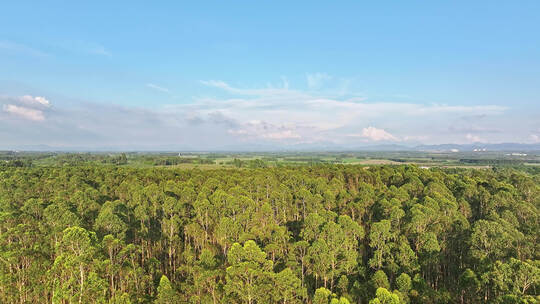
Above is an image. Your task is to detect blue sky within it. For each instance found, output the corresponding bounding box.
[1,1,539,150]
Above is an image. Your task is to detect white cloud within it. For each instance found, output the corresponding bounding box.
[263,130,301,140]
[146,83,170,93]
[201,80,230,90]
[227,120,301,141]
[465,133,484,143]
[530,134,539,143]
[56,40,111,57]
[19,95,50,107]
[0,41,48,57]
[187,80,512,145]
[281,76,289,90]
[3,104,45,121]
[356,127,398,141]
[306,72,332,88]
[1,95,51,122]
[200,80,293,96]
[403,135,429,142]
[1,79,532,149]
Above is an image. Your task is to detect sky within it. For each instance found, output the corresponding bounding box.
[1,1,539,150]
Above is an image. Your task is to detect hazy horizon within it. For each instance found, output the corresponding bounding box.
[1,1,539,150]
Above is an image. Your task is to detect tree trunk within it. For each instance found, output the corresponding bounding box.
[79,264,84,304]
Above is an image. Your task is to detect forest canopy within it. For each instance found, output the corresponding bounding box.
[0,164,538,303]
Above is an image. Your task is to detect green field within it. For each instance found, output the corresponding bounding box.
[4,150,538,172]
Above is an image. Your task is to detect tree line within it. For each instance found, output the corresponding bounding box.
[0,164,538,303]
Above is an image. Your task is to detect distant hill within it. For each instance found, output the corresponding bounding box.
[3,142,540,152]
[414,143,540,152]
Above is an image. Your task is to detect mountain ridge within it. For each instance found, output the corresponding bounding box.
[3,142,540,152]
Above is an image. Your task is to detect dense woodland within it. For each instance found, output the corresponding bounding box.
[0,164,538,303]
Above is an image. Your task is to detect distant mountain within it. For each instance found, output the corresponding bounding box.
[414,143,540,152]
[2,142,540,152]
[359,144,413,151]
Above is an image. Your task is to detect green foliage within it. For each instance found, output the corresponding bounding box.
[314,287,333,304]
[396,273,412,293]
[110,292,132,304]
[156,275,177,304]
[274,268,306,303]
[330,296,351,304]
[0,164,537,303]
[369,288,402,304]
[372,270,390,290]
[224,240,274,303]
